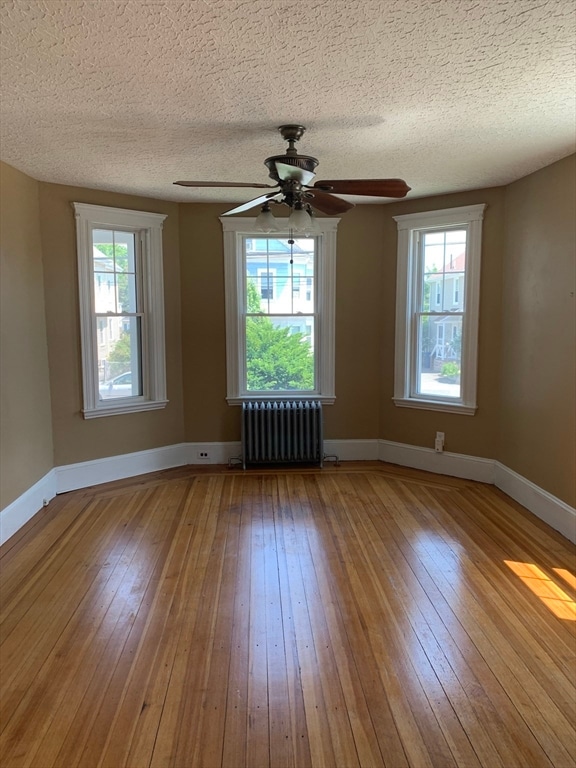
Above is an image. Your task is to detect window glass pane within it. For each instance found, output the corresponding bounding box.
[421,229,467,313]
[93,268,117,313]
[292,276,314,314]
[97,317,142,399]
[423,243,445,272]
[445,229,466,244]
[117,272,138,313]
[92,229,137,313]
[423,232,445,245]
[246,277,262,312]
[245,236,315,316]
[259,272,276,304]
[245,315,315,392]
[416,315,462,399]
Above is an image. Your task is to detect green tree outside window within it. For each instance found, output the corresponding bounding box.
[245,280,314,391]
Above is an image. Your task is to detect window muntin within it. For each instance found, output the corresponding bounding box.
[393,205,485,415]
[221,216,338,404]
[74,203,167,418]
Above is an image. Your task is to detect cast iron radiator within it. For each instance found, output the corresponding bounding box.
[241,400,323,469]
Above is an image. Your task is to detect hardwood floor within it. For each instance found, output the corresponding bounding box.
[1,462,574,768]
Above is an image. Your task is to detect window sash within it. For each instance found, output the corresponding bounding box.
[91,226,146,401]
[411,226,468,403]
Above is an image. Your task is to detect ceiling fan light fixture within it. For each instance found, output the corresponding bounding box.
[254,202,278,232]
[305,205,319,234]
[288,201,312,233]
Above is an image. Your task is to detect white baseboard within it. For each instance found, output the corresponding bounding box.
[494,462,576,544]
[0,469,57,546]
[55,442,243,494]
[324,439,379,462]
[3,439,574,546]
[56,443,191,493]
[378,439,495,483]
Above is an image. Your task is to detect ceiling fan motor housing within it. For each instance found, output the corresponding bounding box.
[264,153,319,181]
[265,124,318,182]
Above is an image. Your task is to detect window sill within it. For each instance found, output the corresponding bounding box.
[83,399,169,419]
[393,397,476,415]
[227,395,335,406]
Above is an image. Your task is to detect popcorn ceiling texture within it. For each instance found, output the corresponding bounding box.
[1,0,574,203]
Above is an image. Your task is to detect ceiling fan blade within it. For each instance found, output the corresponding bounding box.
[174,180,277,188]
[275,162,316,186]
[313,179,411,198]
[221,192,280,216]
[308,189,355,215]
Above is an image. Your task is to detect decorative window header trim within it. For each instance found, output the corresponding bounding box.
[393,204,486,230]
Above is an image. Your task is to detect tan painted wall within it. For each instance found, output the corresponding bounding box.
[328,205,385,440]
[2,155,572,509]
[499,155,576,506]
[0,163,54,509]
[178,204,385,442]
[381,187,506,458]
[38,183,185,466]
[179,203,237,441]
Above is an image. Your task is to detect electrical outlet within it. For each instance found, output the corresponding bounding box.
[435,431,445,453]
[197,450,210,460]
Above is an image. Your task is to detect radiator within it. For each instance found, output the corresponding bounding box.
[242,400,323,469]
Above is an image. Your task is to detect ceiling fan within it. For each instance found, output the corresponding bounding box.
[174,125,410,232]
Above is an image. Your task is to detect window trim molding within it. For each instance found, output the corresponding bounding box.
[392,204,486,415]
[73,203,168,418]
[220,216,339,405]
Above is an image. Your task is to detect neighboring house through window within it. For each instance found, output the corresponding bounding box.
[74,203,168,418]
[221,216,339,403]
[393,204,485,414]
[258,268,276,300]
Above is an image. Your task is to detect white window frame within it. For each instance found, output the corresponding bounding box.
[221,216,339,405]
[73,203,168,418]
[393,204,486,415]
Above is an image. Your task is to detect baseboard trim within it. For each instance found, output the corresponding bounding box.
[55,443,191,493]
[493,462,576,544]
[378,439,495,483]
[0,469,57,546]
[324,439,379,462]
[377,440,574,543]
[3,440,574,545]
[55,442,243,494]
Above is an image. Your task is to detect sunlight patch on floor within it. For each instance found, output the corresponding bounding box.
[505,561,576,621]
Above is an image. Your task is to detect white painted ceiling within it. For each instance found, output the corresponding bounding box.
[1,0,575,206]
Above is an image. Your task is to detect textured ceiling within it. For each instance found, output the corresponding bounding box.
[1,0,575,205]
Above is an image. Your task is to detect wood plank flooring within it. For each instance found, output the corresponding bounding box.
[1,462,575,768]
